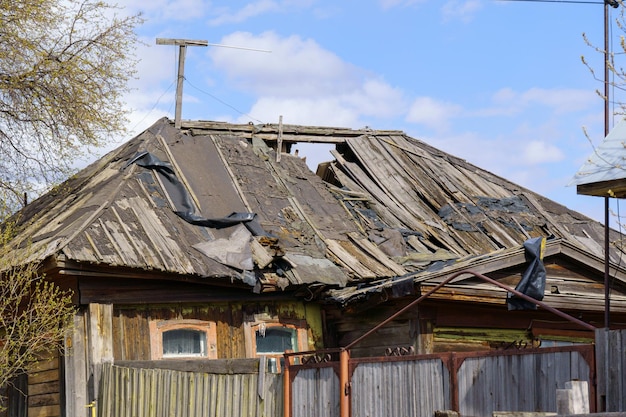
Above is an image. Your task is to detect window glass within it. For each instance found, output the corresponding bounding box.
[256,326,296,354]
[162,329,206,357]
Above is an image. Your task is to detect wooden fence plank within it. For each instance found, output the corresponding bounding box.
[99,364,282,417]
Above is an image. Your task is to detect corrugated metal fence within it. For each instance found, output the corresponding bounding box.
[99,363,283,417]
[596,328,626,412]
[287,344,594,417]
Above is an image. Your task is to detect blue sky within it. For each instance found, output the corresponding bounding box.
[110,0,625,225]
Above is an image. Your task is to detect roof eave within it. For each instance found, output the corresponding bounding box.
[577,179,626,198]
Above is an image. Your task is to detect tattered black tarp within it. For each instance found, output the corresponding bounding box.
[507,236,546,310]
[125,151,266,235]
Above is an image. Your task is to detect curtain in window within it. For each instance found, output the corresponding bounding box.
[162,329,206,356]
[256,327,296,354]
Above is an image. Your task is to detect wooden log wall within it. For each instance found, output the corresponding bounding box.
[324,296,598,357]
[111,301,323,361]
[27,354,61,417]
[324,299,421,357]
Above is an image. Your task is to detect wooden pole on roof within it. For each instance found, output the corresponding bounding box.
[277,115,284,162]
[156,38,209,128]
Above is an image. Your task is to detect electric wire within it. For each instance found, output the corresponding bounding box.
[500,0,625,320]
[127,79,176,134]
[125,45,179,135]
[498,0,604,4]
[184,77,265,124]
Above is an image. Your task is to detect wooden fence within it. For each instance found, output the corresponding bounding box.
[97,344,596,417]
[98,362,283,417]
[596,328,626,412]
[286,344,595,417]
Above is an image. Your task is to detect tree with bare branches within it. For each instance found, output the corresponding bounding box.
[0,0,142,216]
[0,0,141,408]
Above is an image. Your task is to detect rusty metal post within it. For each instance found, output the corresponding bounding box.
[340,348,350,417]
[283,355,292,417]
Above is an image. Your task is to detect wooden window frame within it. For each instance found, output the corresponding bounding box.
[149,319,217,360]
[244,317,308,359]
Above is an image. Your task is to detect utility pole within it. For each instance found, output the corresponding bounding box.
[156,38,208,128]
[598,0,619,330]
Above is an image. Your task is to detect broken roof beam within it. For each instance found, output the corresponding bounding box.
[182,120,404,144]
[254,133,348,144]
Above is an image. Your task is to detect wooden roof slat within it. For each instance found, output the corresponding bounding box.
[325,239,376,279]
[347,232,407,276]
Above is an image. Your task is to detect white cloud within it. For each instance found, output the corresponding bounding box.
[343,79,407,119]
[207,0,317,26]
[204,31,408,126]
[244,97,364,127]
[119,29,410,132]
[405,97,462,132]
[131,37,178,89]
[208,0,280,26]
[520,88,596,114]
[472,87,597,118]
[379,0,427,10]
[522,140,565,164]
[210,31,357,97]
[442,0,483,23]
[121,37,177,123]
[114,0,210,22]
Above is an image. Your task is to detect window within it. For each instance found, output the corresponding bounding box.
[244,318,308,359]
[256,325,297,355]
[149,319,217,359]
[162,329,206,357]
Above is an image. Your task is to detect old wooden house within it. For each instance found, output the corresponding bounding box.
[3,117,626,417]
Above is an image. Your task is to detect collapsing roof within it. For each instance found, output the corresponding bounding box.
[8,117,626,304]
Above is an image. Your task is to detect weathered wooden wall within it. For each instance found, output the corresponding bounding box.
[99,363,283,417]
[112,301,323,361]
[326,297,597,358]
[27,354,61,417]
[324,300,420,357]
[596,328,626,412]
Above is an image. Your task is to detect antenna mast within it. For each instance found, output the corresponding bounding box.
[156,38,208,128]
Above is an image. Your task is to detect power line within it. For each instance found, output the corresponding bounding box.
[184,78,265,124]
[498,0,605,5]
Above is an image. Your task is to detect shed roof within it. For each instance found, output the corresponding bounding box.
[8,117,626,302]
[571,119,626,197]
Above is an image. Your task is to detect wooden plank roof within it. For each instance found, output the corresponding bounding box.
[7,117,626,303]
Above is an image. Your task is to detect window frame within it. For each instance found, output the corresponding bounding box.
[244,318,308,359]
[149,319,217,360]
